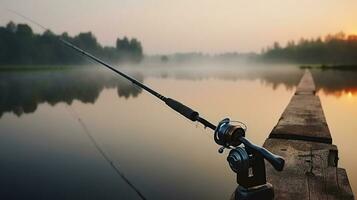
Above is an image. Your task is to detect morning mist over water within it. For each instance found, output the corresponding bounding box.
[1,64,357,199]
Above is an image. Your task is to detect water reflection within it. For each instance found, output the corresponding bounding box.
[1,66,357,118]
[0,69,143,117]
[311,68,357,97]
[0,66,357,199]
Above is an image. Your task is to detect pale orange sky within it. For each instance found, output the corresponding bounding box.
[1,0,357,54]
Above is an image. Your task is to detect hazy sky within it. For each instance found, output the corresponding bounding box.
[1,0,357,54]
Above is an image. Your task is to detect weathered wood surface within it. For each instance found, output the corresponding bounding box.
[269,95,332,144]
[269,70,332,144]
[295,70,316,95]
[264,70,354,199]
[264,139,353,199]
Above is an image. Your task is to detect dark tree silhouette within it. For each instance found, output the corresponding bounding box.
[0,21,144,65]
[116,37,143,63]
[262,32,357,65]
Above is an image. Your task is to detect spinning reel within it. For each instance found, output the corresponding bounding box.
[214,118,285,200]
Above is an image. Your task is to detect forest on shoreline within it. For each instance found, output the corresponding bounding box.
[261,32,357,65]
[149,32,357,66]
[0,21,143,65]
[1,21,357,67]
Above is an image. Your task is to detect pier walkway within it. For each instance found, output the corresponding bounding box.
[264,70,354,199]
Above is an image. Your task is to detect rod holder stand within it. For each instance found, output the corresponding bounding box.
[214,118,284,200]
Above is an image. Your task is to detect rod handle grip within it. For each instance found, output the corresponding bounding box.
[165,98,199,121]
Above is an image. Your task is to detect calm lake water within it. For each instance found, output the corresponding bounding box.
[0,64,356,199]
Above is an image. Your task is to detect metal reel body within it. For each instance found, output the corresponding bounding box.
[214,118,245,147]
[215,118,284,200]
[228,147,267,188]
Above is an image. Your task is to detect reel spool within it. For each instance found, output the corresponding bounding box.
[214,118,285,200]
[214,118,246,148]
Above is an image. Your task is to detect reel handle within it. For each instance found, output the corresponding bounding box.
[239,137,284,171]
[214,118,285,172]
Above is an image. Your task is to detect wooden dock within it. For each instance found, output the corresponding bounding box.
[264,70,354,199]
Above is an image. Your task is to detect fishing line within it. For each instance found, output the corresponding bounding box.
[65,105,147,200]
[6,8,49,30]
[4,8,148,197]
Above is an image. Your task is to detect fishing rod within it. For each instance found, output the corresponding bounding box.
[7,8,216,130]
[8,9,285,200]
[59,38,217,131]
[59,29,284,173]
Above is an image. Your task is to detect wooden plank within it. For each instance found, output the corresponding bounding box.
[230,70,353,199]
[269,95,332,143]
[259,70,353,199]
[295,70,316,95]
[337,168,354,199]
[263,138,353,200]
[269,70,332,143]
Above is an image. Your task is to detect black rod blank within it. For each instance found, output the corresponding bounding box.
[60,39,216,130]
[8,8,217,130]
[60,39,166,101]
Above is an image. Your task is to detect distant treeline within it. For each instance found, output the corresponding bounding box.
[0,21,143,65]
[262,32,357,64]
